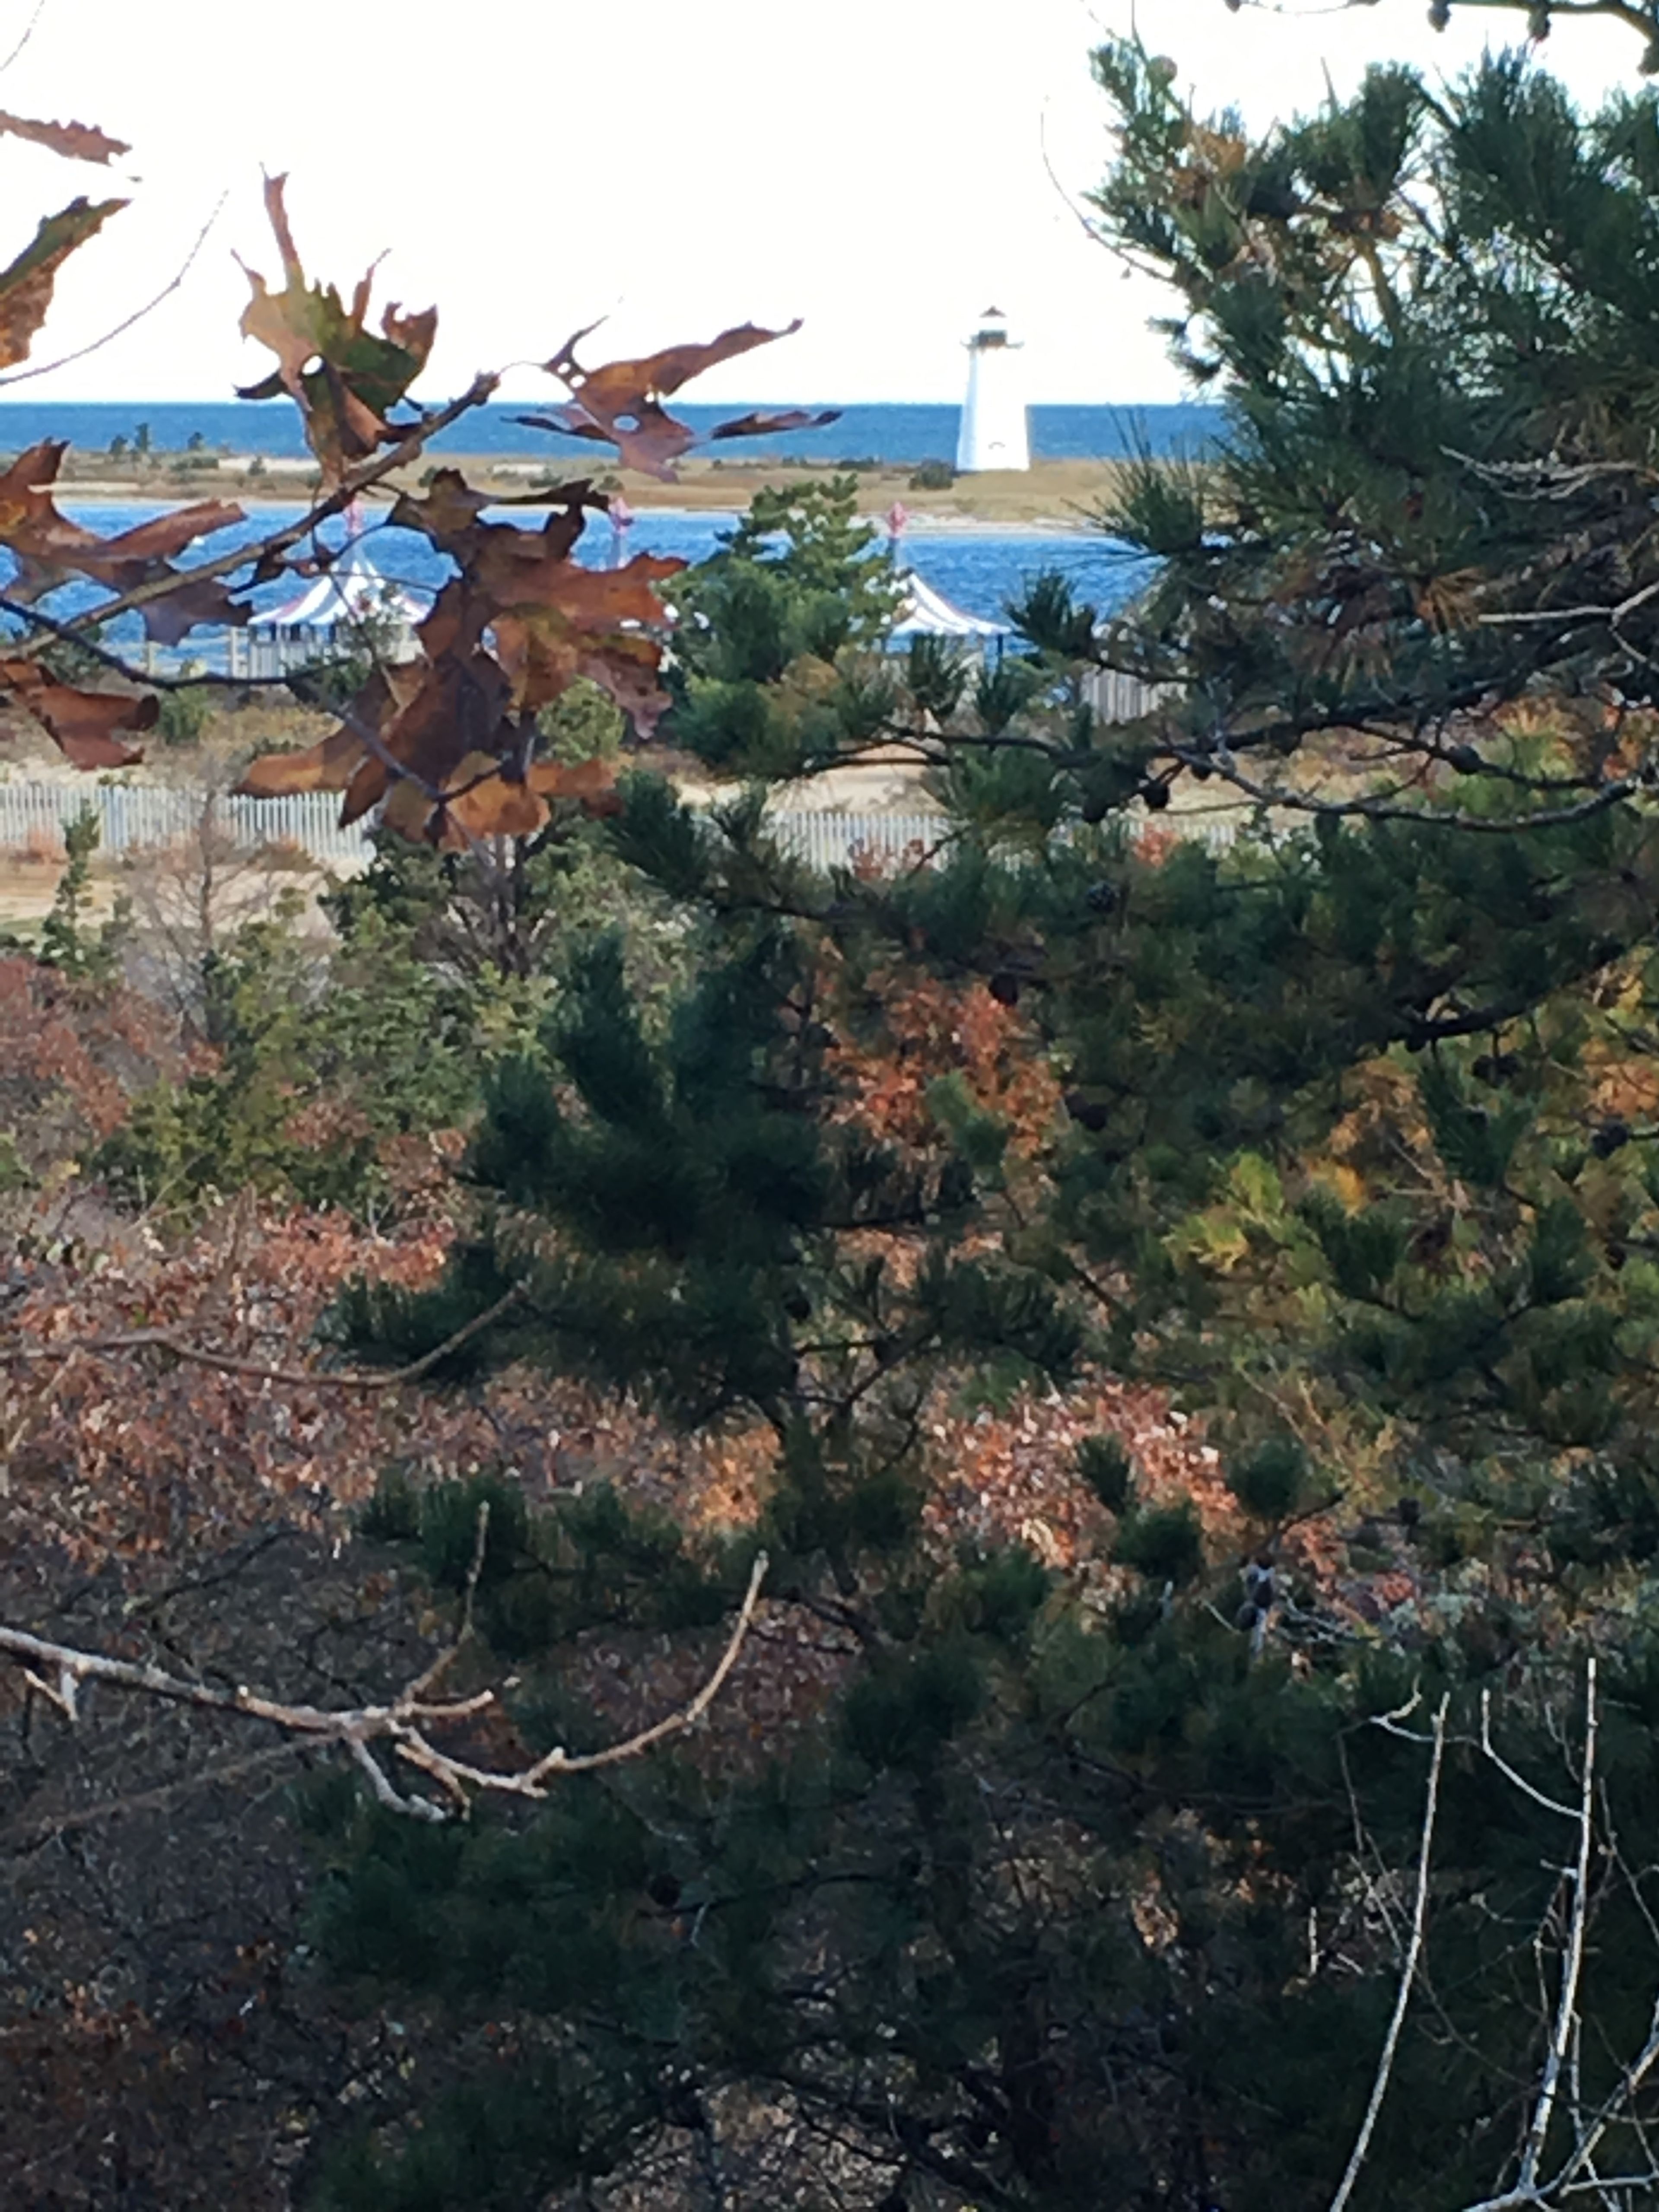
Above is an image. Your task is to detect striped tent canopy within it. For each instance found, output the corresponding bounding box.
[229,536,426,681]
[256,542,426,641]
[889,569,1007,643]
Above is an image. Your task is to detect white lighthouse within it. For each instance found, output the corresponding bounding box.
[955,307,1030,474]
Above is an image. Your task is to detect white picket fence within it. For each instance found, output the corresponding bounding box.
[0,783,375,866]
[0,782,1241,874]
[1083,668,1178,722]
[765,810,1237,867]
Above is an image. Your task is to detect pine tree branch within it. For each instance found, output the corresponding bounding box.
[1432,0,1659,49]
[1227,0,1659,50]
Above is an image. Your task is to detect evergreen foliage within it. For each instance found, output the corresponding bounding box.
[92,901,481,1214]
[303,39,1659,2212]
[667,474,903,769]
[39,805,127,982]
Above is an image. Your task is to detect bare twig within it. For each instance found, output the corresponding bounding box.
[0,1739,311,1855]
[1329,1691,1449,2212]
[1478,579,1659,633]
[0,591,289,690]
[1170,744,1640,835]
[1226,0,1659,41]
[406,1500,490,1703]
[1482,1687,1580,1822]
[1518,1662,1600,2195]
[0,0,46,78]
[0,1279,526,1390]
[0,1549,769,1823]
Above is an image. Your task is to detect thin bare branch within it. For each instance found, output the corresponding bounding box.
[0,1740,311,1855]
[0,1280,526,1389]
[406,1501,490,1702]
[0,0,47,78]
[1226,0,1659,38]
[1553,2002,1659,2199]
[1330,1692,1449,2212]
[0,1550,769,1822]
[1519,1661,1600,2194]
[1482,1687,1580,1822]
[1478,581,1659,633]
[0,591,292,690]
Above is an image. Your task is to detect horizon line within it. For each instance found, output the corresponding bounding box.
[0,395,1216,412]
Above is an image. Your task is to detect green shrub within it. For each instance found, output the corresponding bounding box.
[1226,1435,1308,1520]
[1112,1500,1203,1586]
[1076,1432,1135,1513]
[156,682,213,747]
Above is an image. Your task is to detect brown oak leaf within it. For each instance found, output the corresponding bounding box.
[0,198,124,371]
[235,174,436,487]
[0,112,130,164]
[524,319,805,479]
[0,658,155,766]
[0,441,245,640]
[709,409,841,441]
[240,452,682,838]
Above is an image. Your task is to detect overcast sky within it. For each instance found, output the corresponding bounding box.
[0,0,1643,407]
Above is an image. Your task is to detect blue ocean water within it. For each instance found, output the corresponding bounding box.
[13,504,1152,652]
[0,398,1221,466]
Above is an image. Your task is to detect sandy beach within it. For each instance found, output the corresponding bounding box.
[48,451,1133,529]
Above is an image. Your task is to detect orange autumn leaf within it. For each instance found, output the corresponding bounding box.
[232,721,364,798]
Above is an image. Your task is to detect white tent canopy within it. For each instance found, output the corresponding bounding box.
[257,543,426,641]
[889,569,1007,643]
[229,540,428,680]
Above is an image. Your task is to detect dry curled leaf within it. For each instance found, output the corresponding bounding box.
[709,408,841,441]
[391,476,683,733]
[231,715,370,799]
[235,174,435,487]
[0,658,155,767]
[230,307,818,842]
[0,440,245,641]
[0,197,124,371]
[521,318,806,479]
[0,111,130,164]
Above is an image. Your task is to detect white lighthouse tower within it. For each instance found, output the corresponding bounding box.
[955,307,1029,474]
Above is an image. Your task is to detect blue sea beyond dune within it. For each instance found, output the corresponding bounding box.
[35,503,1155,645]
[0,399,1223,465]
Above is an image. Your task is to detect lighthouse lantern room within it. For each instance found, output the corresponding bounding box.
[954,307,1030,474]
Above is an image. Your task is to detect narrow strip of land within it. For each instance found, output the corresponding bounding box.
[37,451,1139,528]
